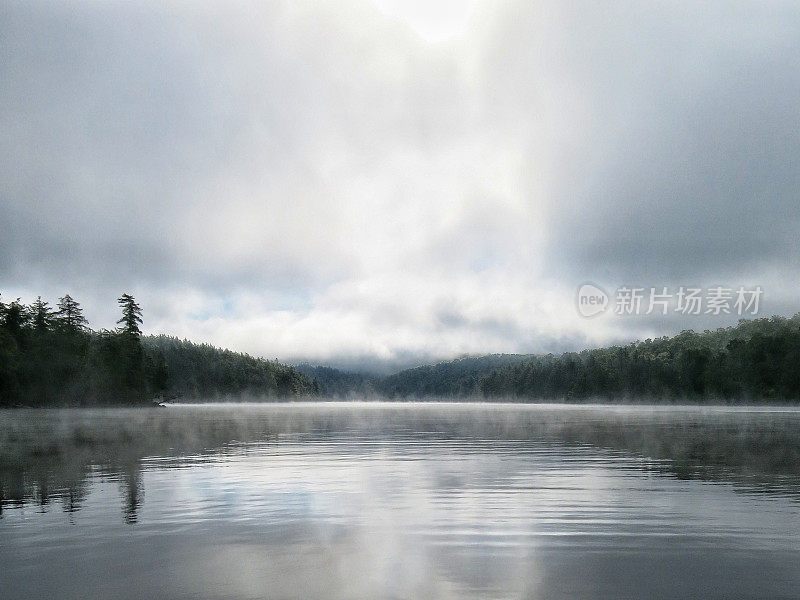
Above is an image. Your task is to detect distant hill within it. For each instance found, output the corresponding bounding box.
[143,335,316,401]
[477,315,800,401]
[299,314,800,402]
[378,354,534,398]
[294,364,376,397]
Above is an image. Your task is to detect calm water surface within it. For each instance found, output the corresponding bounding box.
[1,402,799,599]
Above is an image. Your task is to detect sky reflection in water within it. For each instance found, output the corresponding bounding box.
[1,403,800,599]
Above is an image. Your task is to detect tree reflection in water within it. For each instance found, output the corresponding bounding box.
[1,403,800,523]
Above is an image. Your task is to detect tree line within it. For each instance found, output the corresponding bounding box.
[374,314,800,401]
[4,290,798,404]
[477,315,800,401]
[378,354,532,398]
[0,293,315,406]
[0,293,158,405]
[143,335,314,400]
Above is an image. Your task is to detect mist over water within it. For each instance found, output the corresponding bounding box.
[2,402,800,599]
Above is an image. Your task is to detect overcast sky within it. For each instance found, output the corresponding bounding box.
[2,0,799,372]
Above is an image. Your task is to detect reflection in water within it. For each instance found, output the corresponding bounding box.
[1,403,800,599]
[3,403,800,515]
[119,463,143,524]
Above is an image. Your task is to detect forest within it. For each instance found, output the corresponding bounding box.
[0,293,315,406]
[2,290,799,404]
[377,314,800,401]
[143,335,314,400]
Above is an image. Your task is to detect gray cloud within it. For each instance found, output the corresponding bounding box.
[1,0,798,368]
[519,2,800,283]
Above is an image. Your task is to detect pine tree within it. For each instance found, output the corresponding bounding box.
[56,294,88,332]
[117,294,143,337]
[31,296,53,332]
[3,298,30,340]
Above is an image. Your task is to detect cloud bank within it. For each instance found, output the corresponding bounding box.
[2,0,799,371]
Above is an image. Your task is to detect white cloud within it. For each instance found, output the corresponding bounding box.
[2,0,799,370]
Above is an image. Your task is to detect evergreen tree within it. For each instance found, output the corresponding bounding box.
[0,290,315,406]
[3,298,30,341]
[56,294,88,332]
[31,296,53,332]
[109,294,146,400]
[117,294,143,337]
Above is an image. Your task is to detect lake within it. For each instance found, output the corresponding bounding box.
[1,402,799,599]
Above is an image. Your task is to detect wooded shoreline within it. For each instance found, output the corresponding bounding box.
[2,292,799,406]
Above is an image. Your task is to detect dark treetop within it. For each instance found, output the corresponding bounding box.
[0,292,315,406]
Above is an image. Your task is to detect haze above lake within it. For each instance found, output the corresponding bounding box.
[2,402,799,600]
